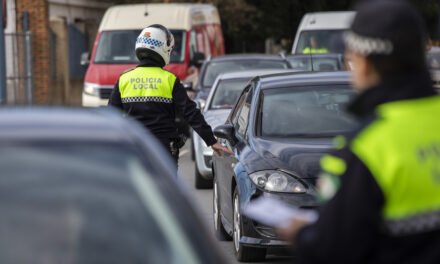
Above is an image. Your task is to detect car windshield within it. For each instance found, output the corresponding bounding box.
[260,85,357,137]
[0,142,199,264]
[209,79,249,110]
[94,30,186,64]
[287,56,343,71]
[295,30,345,54]
[202,60,289,87]
[427,52,440,70]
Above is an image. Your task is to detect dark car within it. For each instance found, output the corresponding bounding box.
[212,72,357,262]
[0,108,226,264]
[427,50,440,91]
[194,54,292,106]
[286,54,346,72]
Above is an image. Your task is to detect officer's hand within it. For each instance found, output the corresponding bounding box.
[275,218,310,244]
[211,143,233,156]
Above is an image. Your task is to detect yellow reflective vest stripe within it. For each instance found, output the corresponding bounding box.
[118,67,176,103]
[350,96,440,221]
[302,47,329,54]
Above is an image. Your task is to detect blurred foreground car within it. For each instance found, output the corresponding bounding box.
[193,70,294,189]
[0,108,226,264]
[212,72,357,262]
[286,54,345,71]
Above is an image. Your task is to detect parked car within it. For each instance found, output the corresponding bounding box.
[193,69,294,189]
[292,11,355,54]
[82,3,224,107]
[212,72,357,262]
[193,54,292,107]
[0,108,226,264]
[427,50,440,91]
[286,54,346,71]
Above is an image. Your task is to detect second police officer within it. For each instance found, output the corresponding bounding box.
[109,24,230,166]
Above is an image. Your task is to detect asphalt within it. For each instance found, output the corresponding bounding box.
[178,141,294,264]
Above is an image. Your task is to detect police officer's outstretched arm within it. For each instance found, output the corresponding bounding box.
[108,80,123,109]
[173,79,230,155]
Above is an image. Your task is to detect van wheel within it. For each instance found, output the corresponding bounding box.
[195,163,212,189]
[233,188,266,262]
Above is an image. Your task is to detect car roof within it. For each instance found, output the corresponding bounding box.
[256,71,351,89]
[216,69,297,80]
[0,107,136,142]
[208,53,287,62]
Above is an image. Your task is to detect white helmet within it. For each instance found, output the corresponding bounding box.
[135,24,175,65]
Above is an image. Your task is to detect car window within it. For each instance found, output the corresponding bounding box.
[202,60,289,87]
[235,87,254,138]
[295,30,345,54]
[230,87,249,125]
[287,56,342,71]
[0,142,200,264]
[209,78,249,110]
[260,85,357,137]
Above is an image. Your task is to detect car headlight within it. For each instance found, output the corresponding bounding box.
[249,170,307,193]
[84,82,101,97]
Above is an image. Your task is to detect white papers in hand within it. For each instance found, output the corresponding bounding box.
[243,197,318,229]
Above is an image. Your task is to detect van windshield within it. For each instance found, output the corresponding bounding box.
[94,30,186,64]
[295,30,345,55]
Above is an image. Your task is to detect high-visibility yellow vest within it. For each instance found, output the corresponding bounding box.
[321,96,440,235]
[302,47,329,54]
[118,67,176,104]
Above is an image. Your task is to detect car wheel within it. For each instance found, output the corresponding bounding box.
[195,163,212,189]
[213,177,232,241]
[233,188,266,262]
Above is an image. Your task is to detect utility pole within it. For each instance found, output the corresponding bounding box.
[0,0,6,104]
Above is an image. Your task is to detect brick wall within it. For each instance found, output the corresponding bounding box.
[15,0,50,104]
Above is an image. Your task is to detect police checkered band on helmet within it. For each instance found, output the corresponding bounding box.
[385,210,440,236]
[136,36,164,48]
[121,96,173,104]
[344,31,393,56]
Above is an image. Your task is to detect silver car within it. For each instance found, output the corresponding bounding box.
[193,70,294,189]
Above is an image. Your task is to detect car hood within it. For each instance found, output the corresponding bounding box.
[245,137,333,178]
[203,109,231,129]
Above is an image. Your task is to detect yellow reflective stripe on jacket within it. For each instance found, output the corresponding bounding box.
[302,47,329,54]
[118,67,176,103]
[351,96,440,221]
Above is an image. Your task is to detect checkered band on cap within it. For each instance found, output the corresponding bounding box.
[122,96,173,104]
[344,31,393,56]
[136,36,164,48]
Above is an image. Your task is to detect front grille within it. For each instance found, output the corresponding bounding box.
[99,88,113,99]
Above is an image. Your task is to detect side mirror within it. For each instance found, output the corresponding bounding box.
[191,52,206,68]
[182,82,193,91]
[80,52,90,66]
[214,124,237,146]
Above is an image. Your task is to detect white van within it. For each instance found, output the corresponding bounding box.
[292,11,355,54]
[82,3,224,107]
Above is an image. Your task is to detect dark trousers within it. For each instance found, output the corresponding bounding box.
[157,137,179,168]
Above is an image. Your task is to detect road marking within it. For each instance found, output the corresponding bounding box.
[179,149,189,157]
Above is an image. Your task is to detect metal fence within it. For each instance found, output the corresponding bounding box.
[5,32,33,104]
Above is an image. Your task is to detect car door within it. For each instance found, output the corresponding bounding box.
[220,85,254,223]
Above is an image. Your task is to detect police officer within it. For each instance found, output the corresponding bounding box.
[109,24,229,165]
[279,1,440,263]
